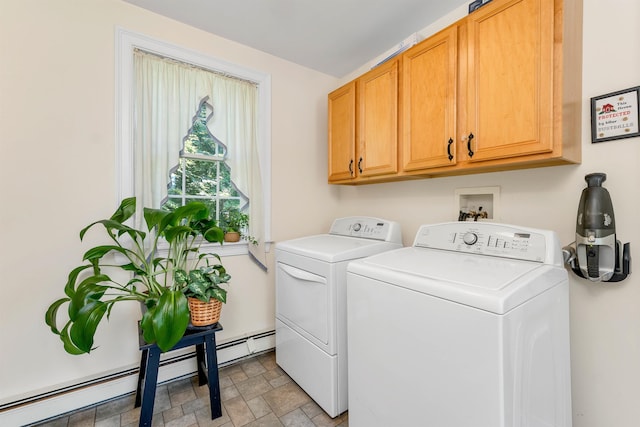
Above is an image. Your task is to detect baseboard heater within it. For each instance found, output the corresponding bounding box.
[0,330,275,426]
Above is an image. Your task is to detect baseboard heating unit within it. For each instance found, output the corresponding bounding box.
[0,330,275,426]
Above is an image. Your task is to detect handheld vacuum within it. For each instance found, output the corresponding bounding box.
[563,173,631,282]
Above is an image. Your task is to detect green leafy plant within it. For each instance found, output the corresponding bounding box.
[177,254,231,303]
[45,197,226,354]
[220,208,257,245]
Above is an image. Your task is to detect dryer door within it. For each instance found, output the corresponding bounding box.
[276,262,332,352]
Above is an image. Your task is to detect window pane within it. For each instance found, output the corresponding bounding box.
[161,99,249,222]
[162,197,182,212]
[183,103,223,156]
[183,197,218,219]
[167,165,184,196]
[218,162,235,197]
[184,159,219,196]
[220,198,241,213]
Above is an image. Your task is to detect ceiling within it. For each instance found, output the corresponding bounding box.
[123,0,468,77]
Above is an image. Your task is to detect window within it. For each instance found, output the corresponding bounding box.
[116,29,272,264]
[162,99,248,221]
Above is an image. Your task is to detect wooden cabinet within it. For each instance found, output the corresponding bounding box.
[401,26,458,171]
[328,59,399,183]
[462,0,555,163]
[328,81,356,182]
[329,0,582,184]
[357,58,399,179]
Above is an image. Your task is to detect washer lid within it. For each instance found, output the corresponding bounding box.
[276,234,402,263]
[348,247,567,314]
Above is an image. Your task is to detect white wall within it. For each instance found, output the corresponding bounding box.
[334,1,640,427]
[1,0,639,426]
[0,0,338,413]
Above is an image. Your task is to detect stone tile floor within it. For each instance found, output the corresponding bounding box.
[34,351,348,427]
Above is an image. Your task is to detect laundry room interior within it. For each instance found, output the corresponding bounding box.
[2,0,640,426]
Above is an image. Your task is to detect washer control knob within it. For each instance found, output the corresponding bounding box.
[353,223,362,232]
[462,232,478,245]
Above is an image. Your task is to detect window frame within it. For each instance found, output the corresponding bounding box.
[115,28,272,256]
[165,154,248,219]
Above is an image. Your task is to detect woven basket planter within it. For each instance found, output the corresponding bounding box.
[224,231,241,242]
[187,297,223,326]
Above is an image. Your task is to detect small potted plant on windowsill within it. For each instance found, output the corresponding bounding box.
[220,208,257,245]
[45,197,227,354]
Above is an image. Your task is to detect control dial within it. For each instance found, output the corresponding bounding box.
[462,232,478,245]
[353,223,362,232]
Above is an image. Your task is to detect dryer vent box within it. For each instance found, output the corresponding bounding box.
[455,186,500,222]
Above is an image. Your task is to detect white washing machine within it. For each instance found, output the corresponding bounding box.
[346,222,572,427]
[275,217,402,417]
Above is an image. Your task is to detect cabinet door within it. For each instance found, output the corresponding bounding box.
[465,0,554,162]
[328,81,356,182]
[402,26,457,171]
[357,59,399,178]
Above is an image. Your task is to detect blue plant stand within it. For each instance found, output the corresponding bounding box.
[134,323,223,426]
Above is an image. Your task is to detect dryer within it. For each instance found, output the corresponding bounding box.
[346,222,572,427]
[275,217,402,417]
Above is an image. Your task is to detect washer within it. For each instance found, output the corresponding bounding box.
[275,217,402,417]
[346,222,572,427]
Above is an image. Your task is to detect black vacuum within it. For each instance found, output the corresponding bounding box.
[564,173,631,282]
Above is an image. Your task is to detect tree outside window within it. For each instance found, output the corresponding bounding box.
[161,100,248,223]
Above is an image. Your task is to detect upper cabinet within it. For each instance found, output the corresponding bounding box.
[401,26,458,172]
[328,59,399,183]
[357,58,399,179]
[462,0,555,163]
[329,0,582,184]
[328,81,356,182]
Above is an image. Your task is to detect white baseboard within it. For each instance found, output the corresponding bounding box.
[0,331,275,426]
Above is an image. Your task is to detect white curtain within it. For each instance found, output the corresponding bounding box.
[134,50,267,269]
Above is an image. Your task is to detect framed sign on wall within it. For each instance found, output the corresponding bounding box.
[591,86,640,143]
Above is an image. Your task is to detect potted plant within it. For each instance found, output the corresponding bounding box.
[45,197,227,354]
[220,208,257,244]
[176,255,230,326]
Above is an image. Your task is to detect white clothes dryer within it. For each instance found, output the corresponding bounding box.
[346,222,572,427]
[275,217,402,417]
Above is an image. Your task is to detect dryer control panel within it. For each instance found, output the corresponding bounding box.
[413,222,561,264]
[330,217,402,243]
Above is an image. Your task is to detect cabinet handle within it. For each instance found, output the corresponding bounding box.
[348,159,354,176]
[358,157,363,174]
[467,133,475,158]
[447,138,454,161]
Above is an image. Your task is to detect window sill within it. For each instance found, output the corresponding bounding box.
[155,240,249,258]
[204,241,249,257]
